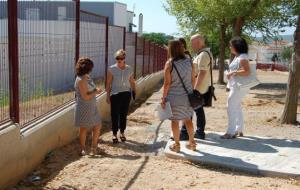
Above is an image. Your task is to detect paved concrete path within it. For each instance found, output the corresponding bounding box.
[164,132,300,179]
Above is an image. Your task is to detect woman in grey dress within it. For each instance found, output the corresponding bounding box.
[161,40,197,152]
[75,57,102,156]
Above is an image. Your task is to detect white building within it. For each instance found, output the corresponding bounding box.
[249,40,293,65]
[81,1,135,31]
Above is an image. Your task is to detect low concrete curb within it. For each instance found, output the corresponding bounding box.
[164,132,300,179]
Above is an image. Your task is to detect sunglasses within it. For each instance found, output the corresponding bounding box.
[116,57,125,60]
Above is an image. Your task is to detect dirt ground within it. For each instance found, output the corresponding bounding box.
[11,70,300,190]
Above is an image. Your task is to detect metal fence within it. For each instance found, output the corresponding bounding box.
[136,37,144,79]
[108,25,125,67]
[0,0,168,128]
[17,0,76,125]
[80,10,107,87]
[0,0,9,124]
[125,32,136,71]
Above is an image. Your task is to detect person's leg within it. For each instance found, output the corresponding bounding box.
[226,88,240,135]
[110,94,121,139]
[79,127,88,154]
[169,120,181,152]
[195,106,206,139]
[119,92,131,140]
[183,119,196,149]
[179,117,190,141]
[235,89,248,134]
[92,125,101,148]
[171,121,180,148]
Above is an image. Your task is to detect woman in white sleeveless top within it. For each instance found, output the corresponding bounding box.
[221,37,251,139]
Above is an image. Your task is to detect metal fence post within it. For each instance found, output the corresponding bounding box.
[75,0,80,63]
[142,39,145,77]
[7,0,19,123]
[134,33,138,79]
[154,44,156,73]
[148,42,151,74]
[104,17,109,87]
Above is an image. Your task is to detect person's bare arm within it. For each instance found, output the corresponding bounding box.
[161,61,172,108]
[105,70,113,104]
[129,74,136,92]
[227,59,250,78]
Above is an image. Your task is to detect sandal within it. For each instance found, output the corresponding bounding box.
[220,133,236,139]
[186,141,197,151]
[80,148,86,156]
[169,143,180,153]
[112,136,119,144]
[90,146,103,156]
[120,134,127,142]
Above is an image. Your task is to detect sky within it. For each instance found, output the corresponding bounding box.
[82,0,295,37]
[81,0,180,35]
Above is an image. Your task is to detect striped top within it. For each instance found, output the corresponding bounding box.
[109,64,133,95]
[167,57,194,120]
[168,57,193,96]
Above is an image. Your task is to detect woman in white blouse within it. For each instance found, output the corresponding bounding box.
[221,37,251,139]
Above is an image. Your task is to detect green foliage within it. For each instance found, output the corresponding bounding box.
[164,0,296,55]
[142,33,174,46]
[0,89,9,107]
[19,75,54,102]
[281,46,293,62]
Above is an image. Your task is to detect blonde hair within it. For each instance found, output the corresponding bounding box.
[114,49,126,59]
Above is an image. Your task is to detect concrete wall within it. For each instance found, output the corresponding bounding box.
[0,71,163,189]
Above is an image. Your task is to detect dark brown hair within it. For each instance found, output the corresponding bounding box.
[168,40,186,61]
[230,36,248,54]
[75,57,94,76]
[178,37,187,49]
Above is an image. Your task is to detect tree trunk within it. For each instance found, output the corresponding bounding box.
[230,0,260,61]
[230,17,245,61]
[218,24,226,85]
[281,14,300,124]
[232,17,244,37]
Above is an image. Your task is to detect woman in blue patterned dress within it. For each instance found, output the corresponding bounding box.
[75,57,102,156]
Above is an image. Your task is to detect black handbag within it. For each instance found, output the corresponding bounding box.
[172,61,204,110]
[198,50,217,107]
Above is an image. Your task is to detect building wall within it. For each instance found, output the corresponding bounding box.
[113,2,127,27]
[0,1,134,29]
[80,2,115,25]
[0,1,75,20]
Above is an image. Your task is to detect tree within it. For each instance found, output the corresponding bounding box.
[281,46,293,64]
[281,14,300,124]
[142,33,174,46]
[165,0,295,84]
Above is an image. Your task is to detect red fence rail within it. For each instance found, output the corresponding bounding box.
[0,1,168,128]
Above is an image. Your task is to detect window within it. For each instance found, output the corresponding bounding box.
[58,7,66,20]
